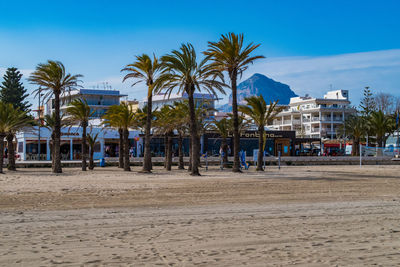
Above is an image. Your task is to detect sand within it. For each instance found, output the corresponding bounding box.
[1,165,400,266]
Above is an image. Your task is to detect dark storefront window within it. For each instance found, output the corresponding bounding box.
[148,137,190,157]
[205,138,275,157]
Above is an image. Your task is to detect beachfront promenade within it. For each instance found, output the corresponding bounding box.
[13,155,399,168]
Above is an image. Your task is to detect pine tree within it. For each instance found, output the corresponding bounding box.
[0,67,31,112]
[359,86,376,117]
[359,86,376,146]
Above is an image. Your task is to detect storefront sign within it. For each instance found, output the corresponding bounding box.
[223,131,291,139]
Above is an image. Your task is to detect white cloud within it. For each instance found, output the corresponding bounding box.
[243,49,400,104]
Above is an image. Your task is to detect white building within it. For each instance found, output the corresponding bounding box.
[141,92,219,120]
[15,126,141,161]
[14,88,143,161]
[45,88,127,118]
[269,90,355,139]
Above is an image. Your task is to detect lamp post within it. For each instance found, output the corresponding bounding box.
[37,87,43,161]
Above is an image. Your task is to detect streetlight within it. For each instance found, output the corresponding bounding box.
[37,87,44,161]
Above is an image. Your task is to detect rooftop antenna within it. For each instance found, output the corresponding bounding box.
[329,84,333,90]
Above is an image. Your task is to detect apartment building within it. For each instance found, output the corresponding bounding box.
[45,89,127,118]
[269,90,355,139]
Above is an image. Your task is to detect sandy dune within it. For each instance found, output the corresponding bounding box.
[1,165,400,266]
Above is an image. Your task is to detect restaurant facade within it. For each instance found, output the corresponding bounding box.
[15,126,141,161]
[15,127,320,161]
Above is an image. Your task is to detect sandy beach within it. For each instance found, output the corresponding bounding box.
[1,165,400,266]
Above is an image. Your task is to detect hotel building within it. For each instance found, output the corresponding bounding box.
[268,90,355,139]
[45,88,127,118]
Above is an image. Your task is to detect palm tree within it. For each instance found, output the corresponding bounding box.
[369,110,395,153]
[0,103,33,173]
[43,112,67,166]
[239,96,283,171]
[153,105,175,171]
[157,43,225,176]
[122,54,162,173]
[205,33,264,172]
[227,113,250,133]
[28,60,82,173]
[6,113,34,171]
[66,98,94,171]
[102,108,125,168]
[87,132,99,170]
[103,103,136,171]
[170,101,190,170]
[337,115,366,156]
[0,103,13,173]
[211,118,231,168]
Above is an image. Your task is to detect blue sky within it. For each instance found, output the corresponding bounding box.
[0,0,399,106]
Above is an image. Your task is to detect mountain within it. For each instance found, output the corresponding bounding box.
[218,73,297,112]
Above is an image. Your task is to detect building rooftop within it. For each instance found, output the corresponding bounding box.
[61,89,127,98]
[289,90,350,105]
[146,92,220,103]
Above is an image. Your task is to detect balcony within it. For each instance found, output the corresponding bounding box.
[311,117,320,122]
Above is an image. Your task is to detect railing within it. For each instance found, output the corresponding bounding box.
[283,120,291,124]
[311,117,320,121]
[292,119,301,124]
[321,129,336,135]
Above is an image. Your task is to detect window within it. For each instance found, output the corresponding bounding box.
[18,142,23,153]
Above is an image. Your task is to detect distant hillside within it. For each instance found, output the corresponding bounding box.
[218,73,297,112]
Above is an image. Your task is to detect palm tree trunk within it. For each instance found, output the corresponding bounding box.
[123,128,130,171]
[195,135,201,167]
[178,133,184,169]
[53,92,62,173]
[89,147,94,170]
[377,136,384,156]
[81,121,87,171]
[188,90,200,176]
[352,138,359,156]
[167,131,173,171]
[6,133,16,171]
[142,94,153,172]
[51,133,55,167]
[188,138,192,172]
[118,128,124,168]
[230,71,241,172]
[257,126,264,171]
[0,133,5,173]
[164,134,168,169]
[222,137,228,168]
